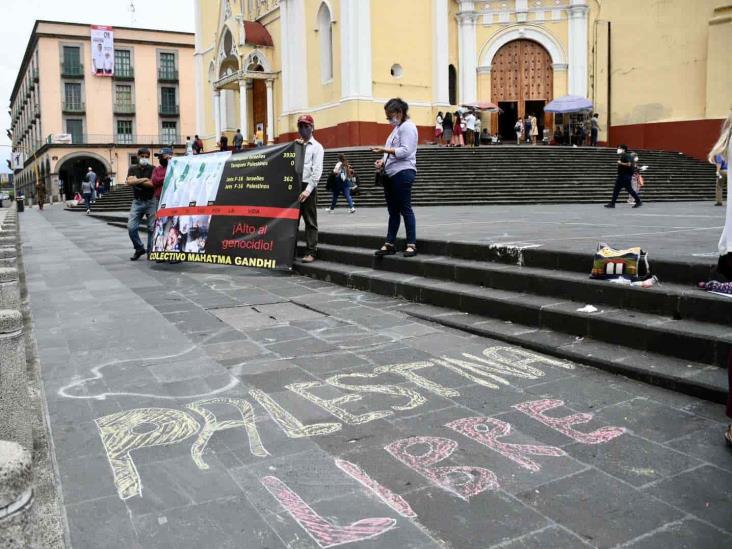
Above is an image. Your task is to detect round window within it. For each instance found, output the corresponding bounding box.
[390,64,403,78]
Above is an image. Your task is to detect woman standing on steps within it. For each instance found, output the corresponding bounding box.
[371,98,419,258]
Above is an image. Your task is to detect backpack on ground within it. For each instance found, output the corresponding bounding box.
[590,242,651,281]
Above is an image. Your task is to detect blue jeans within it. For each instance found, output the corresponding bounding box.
[330,180,354,209]
[127,198,157,252]
[83,193,92,210]
[384,169,416,245]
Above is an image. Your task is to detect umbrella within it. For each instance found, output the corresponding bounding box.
[544,95,593,113]
[460,101,502,113]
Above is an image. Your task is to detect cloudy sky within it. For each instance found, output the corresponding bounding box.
[0,0,195,173]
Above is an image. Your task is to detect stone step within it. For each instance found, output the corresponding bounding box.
[399,303,728,404]
[309,242,732,325]
[294,259,731,369]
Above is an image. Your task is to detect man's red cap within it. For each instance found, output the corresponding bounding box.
[297,114,314,127]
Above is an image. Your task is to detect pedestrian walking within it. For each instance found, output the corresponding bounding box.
[296,114,324,263]
[530,113,538,145]
[233,129,244,152]
[192,134,204,154]
[515,119,524,144]
[451,112,464,147]
[626,153,645,204]
[328,154,356,213]
[218,133,229,152]
[464,111,476,147]
[85,167,98,203]
[442,112,454,146]
[125,147,156,260]
[80,174,95,214]
[524,116,532,144]
[371,97,419,258]
[185,136,193,156]
[713,152,728,206]
[590,113,600,146]
[255,124,265,148]
[435,112,444,146]
[474,116,481,147]
[102,174,112,195]
[35,179,46,210]
[604,144,642,208]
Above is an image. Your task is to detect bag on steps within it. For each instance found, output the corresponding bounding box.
[590,242,651,281]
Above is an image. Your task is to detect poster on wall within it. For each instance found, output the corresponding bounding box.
[90,25,114,76]
[149,142,303,270]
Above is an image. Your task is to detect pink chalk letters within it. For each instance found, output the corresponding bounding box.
[384,436,499,501]
[335,458,417,518]
[260,475,396,548]
[512,399,625,444]
[445,417,566,472]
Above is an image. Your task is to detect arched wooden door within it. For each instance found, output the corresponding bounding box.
[490,40,553,140]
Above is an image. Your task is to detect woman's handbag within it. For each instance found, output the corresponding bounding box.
[325,172,336,191]
[374,167,389,188]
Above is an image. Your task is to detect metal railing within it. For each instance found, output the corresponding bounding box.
[159,103,179,116]
[113,102,135,114]
[157,69,178,81]
[44,133,184,146]
[61,62,84,78]
[114,67,134,80]
[62,101,85,113]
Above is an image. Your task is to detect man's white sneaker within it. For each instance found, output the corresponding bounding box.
[326,208,334,213]
[349,208,356,214]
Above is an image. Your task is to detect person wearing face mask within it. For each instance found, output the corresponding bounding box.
[126,147,157,260]
[296,114,324,263]
[371,98,419,257]
[604,144,642,209]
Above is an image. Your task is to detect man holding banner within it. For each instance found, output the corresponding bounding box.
[126,148,156,261]
[296,114,323,263]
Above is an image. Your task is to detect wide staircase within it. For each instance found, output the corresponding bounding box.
[318,145,715,208]
[295,231,731,404]
[68,146,716,213]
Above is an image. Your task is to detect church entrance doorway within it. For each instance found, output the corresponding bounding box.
[490,39,553,143]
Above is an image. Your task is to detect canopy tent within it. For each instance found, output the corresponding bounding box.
[544,95,593,114]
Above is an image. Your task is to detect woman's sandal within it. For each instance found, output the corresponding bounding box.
[375,243,396,257]
[403,245,418,258]
[725,425,732,447]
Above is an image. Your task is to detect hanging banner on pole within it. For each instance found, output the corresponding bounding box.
[149,142,302,270]
[90,25,114,76]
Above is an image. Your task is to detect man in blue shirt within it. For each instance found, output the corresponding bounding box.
[714,153,728,206]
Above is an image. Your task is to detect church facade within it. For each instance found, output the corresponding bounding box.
[195,0,732,159]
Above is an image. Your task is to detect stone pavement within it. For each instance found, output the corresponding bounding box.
[318,202,726,264]
[19,207,732,548]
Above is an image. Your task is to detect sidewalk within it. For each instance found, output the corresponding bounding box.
[20,207,732,548]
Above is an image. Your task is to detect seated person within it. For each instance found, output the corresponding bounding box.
[480,128,491,145]
[554,127,564,145]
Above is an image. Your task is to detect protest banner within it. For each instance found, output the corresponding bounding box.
[149,142,302,270]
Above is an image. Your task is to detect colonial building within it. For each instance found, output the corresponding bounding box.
[196,0,731,160]
[8,21,195,201]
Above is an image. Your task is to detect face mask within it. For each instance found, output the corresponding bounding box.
[616,148,623,155]
[298,126,313,140]
[139,158,150,165]
[160,158,168,167]
[389,117,400,127]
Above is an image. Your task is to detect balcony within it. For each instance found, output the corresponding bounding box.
[44,133,185,146]
[62,101,85,113]
[113,102,135,114]
[159,103,179,116]
[32,68,39,82]
[113,67,135,80]
[157,69,178,82]
[61,63,84,78]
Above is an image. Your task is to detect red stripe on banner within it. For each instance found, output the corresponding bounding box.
[156,205,300,220]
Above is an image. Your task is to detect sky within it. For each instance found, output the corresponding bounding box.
[0,0,195,173]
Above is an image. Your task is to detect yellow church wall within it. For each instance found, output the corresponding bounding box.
[706,4,732,118]
[304,0,341,112]
[597,0,718,126]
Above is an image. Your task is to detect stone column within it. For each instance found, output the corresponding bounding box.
[568,0,589,97]
[266,79,275,144]
[457,1,478,104]
[0,441,33,549]
[280,0,308,113]
[340,0,373,101]
[433,0,450,106]
[239,80,249,145]
[213,90,222,140]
